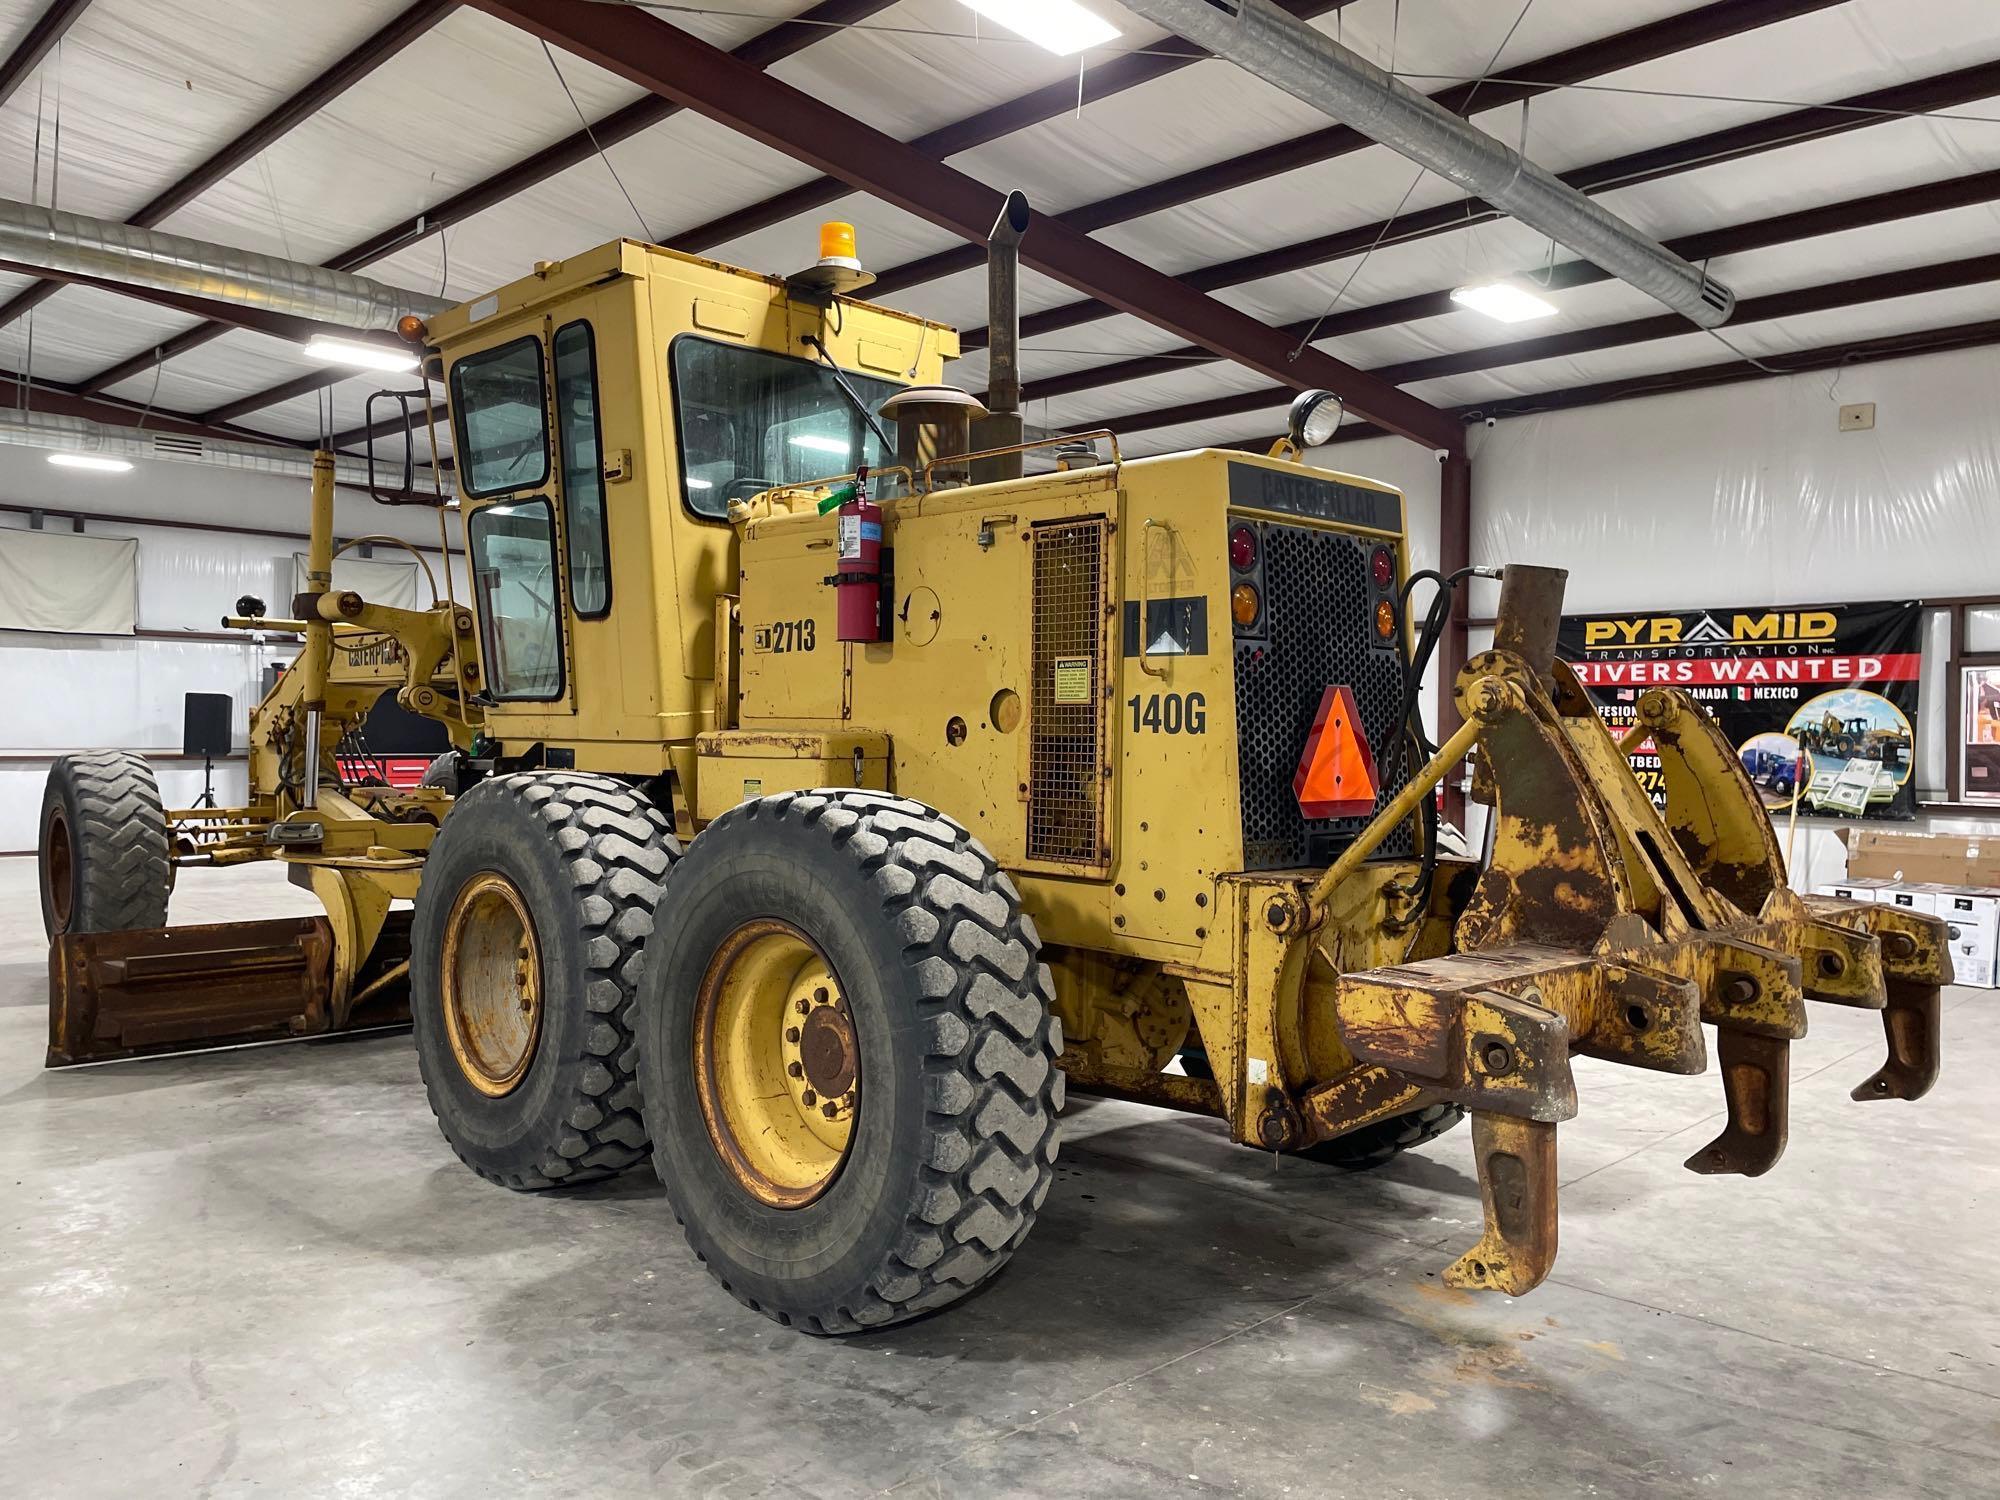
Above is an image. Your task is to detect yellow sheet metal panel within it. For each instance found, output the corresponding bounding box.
[692,728,891,823]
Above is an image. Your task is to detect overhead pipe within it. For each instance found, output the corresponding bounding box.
[0,408,389,488]
[1115,0,1736,328]
[972,190,1032,482]
[0,198,452,333]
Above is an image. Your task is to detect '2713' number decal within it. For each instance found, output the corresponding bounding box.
[1128,692,1206,734]
[769,619,816,653]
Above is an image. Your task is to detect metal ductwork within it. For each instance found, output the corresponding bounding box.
[0,199,452,333]
[0,408,396,489]
[1117,0,1736,328]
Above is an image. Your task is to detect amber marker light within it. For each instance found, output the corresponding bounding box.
[1232,583,1262,629]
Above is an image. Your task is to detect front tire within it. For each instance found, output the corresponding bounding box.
[410,772,679,1190]
[640,790,1064,1334]
[40,751,171,938]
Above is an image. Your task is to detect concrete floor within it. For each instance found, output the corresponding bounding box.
[3,856,1997,1498]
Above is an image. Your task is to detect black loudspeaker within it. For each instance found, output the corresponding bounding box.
[183,692,234,758]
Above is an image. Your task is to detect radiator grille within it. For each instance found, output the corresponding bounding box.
[1234,523,1412,869]
[1028,518,1108,865]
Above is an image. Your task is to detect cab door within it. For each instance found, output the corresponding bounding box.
[452,326,576,728]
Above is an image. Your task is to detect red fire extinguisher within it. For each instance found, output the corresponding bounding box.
[822,465,883,644]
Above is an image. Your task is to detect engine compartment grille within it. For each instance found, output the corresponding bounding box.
[1233,522,1413,870]
[1028,518,1109,865]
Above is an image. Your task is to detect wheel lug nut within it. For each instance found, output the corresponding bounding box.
[801,1089,816,1106]
[785,1026,801,1043]
[787,1061,802,1078]
[822,1102,839,1120]
[795,998,811,1015]
[814,986,829,1003]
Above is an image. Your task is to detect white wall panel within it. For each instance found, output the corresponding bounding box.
[1466,343,2000,615]
[0,447,468,850]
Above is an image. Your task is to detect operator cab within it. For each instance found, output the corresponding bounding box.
[375,228,956,790]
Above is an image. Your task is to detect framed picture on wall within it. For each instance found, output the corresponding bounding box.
[1964,666,2000,803]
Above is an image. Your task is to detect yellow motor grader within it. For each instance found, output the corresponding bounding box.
[39,206,1950,1333]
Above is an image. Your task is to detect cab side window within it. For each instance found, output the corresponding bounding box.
[553,322,610,618]
[450,337,550,498]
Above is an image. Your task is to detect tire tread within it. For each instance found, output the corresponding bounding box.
[41,751,171,935]
[671,788,1063,1334]
[415,772,679,1191]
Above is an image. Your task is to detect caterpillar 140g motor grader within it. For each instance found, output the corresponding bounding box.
[40,199,1951,1333]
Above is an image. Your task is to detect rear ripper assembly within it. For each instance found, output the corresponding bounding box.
[1314,566,1948,1292]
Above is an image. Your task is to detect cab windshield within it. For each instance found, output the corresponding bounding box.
[672,337,900,518]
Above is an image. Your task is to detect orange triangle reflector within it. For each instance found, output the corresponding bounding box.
[1294,685,1380,819]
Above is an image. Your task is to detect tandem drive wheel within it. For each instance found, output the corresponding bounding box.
[640,790,1065,1334]
[410,773,680,1190]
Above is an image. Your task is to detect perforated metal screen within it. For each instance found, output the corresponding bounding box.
[1234,524,1413,870]
[1028,519,1108,865]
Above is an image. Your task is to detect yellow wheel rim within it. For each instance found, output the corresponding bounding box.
[694,919,860,1209]
[440,872,543,1097]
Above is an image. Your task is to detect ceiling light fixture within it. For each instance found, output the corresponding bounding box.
[1449,279,1558,325]
[47,452,133,473]
[789,434,852,455]
[303,335,421,373]
[956,0,1119,56]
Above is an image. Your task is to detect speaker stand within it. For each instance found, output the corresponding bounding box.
[196,753,219,810]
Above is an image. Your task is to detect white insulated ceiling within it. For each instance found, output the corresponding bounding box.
[0,0,1994,461]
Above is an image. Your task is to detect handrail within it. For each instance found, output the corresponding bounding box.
[922,429,1122,491]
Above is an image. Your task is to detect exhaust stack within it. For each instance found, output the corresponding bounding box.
[971,191,1032,482]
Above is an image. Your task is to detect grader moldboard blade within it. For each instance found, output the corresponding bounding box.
[47,913,413,1067]
[1327,566,1950,1298]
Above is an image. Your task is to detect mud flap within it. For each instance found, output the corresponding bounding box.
[47,913,411,1067]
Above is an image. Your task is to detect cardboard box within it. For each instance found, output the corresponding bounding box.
[1813,878,1894,903]
[1919,885,1999,989]
[1843,828,2000,886]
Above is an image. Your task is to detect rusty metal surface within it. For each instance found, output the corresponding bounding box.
[1684,1029,1789,1176]
[1297,1062,1438,1146]
[1053,1050,1225,1115]
[47,913,411,1067]
[1853,977,1943,1102]
[1304,568,1953,1300]
[1445,1113,1557,1296]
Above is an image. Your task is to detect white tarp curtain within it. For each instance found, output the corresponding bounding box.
[0,527,138,635]
[290,553,423,612]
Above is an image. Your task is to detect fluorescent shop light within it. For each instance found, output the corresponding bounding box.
[303,335,420,373]
[1449,279,1558,324]
[48,452,133,472]
[789,434,852,455]
[957,0,1119,55]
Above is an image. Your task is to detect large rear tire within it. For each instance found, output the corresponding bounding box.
[1296,1102,1465,1171]
[39,751,171,938]
[639,790,1064,1334]
[410,772,679,1190]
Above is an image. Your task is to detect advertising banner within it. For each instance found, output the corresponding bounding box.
[1556,600,1922,821]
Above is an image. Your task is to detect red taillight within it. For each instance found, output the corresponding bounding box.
[1229,524,1258,572]
[1371,545,1394,588]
